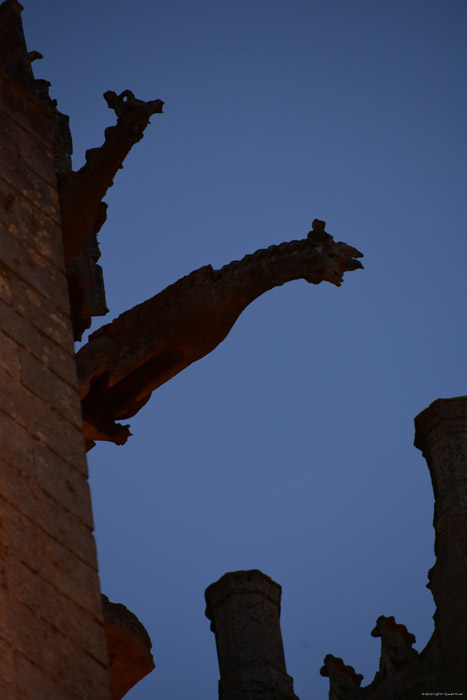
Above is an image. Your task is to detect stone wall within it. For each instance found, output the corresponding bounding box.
[0,63,111,699]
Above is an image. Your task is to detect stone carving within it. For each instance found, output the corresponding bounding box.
[59,89,163,263]
[76,227,363,447]
[320,654,363,700]
[370,615,417,681]
[315,399,467,700]
[51,88,163,338]
[102,594,155,700]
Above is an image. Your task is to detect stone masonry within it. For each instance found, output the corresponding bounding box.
[0,1,111,697]
[205,570,299,700]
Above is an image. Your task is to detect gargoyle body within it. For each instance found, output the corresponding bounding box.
[77,224,362,447]
[371,615,418,680]
[55,89,163,339]
[320,654,363,700]
[59,90,163,263]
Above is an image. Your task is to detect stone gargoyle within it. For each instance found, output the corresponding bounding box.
[370,615,418,681]
[76,220,363,449]
[59,89,164,264]
[320,653,363,700]
[55,89,163,339]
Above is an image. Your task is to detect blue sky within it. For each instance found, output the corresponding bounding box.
[25,1,467,697]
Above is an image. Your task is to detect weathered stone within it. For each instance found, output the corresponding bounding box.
[0,224,70,315]
[77,229,363,446]
[0,65,52,146]
[0,456,95,565]
[66,228,108,341]
[323,397,467,700]
[0,179,64,261]
[205,569,298,700]
[59,89,163,262]
[0,0,35,89]
[414,397,467,660]
[0,139,59,215]
[32,440,95,528]
[0,588,110,698]
[0,3,112,695]
[0,297,77,387]
[320,654,363,700]
[102,595,155,700]
[370,615,417,681]
[2,546,108,666]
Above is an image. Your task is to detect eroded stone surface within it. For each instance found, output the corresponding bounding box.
[102,595,155,700]
[321,397,467,700]
[205,570,298,700]
[370,615,417,681]
[59,89,163,263]
[320,654,363,700]
[77,227,363,446]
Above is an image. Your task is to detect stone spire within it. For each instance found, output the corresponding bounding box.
[205,570,299,700]
[319,397,467,698]
[414,396,467,669]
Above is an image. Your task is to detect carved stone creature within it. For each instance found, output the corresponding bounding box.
[320,654,363,700]
[59,89,163,263]
[371,615,418,680]
[76,226,363,447]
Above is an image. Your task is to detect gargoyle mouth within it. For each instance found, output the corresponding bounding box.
[344,257,364,271]
[304,251,364,286]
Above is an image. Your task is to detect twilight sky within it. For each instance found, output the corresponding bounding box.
[25,1,467,698]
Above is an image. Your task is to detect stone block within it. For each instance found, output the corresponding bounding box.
[0,73,52,147]
[0,105,56,186]
[0,326,21,378]
[0,365,84,465]
[2,546,108,666]
[0,297,77,387]
[0,179,63,261]
[0,223,69,314]
[0,591,110,698]
[0,456,95,566]
[0,362,24,427]
[0,101,17,147]
[0,495,39,571]
[36,528,102,617]
[33,440,94,528]
[23,387,87,472]
[0,363,84,470]
[1,269,72,351]
[0,408,33,469]
[0,140,58,219]
[0,634,17,696]
[15,653,81,700]
[20,348,82,429]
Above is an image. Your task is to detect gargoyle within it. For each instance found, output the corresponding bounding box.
[320,654,363,700]
[370,615,418,680]
[59,89,163,263]
[77,221,363,448]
